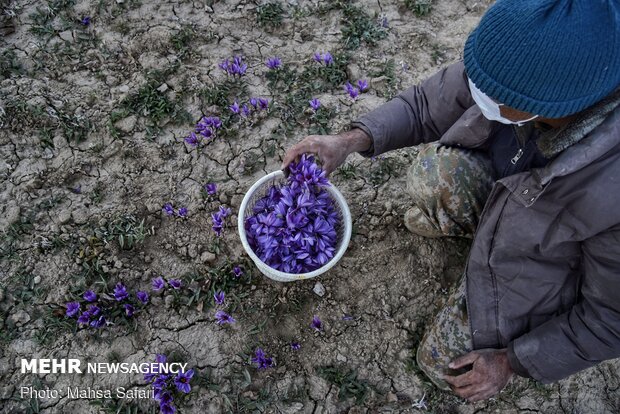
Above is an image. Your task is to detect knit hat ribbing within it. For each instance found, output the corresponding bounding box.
[464,0,620,119]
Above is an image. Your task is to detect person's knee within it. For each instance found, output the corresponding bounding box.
[415,332,452,391]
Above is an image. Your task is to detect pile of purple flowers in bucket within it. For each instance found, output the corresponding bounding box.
[244,154,340,273]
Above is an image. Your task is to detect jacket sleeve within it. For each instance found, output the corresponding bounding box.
[350,61,476,158]
[508,227,620,383]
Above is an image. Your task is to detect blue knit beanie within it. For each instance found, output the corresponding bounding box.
[464,0,620,118]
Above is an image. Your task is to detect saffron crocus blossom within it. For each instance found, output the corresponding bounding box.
[266,56,282,69]
[214,291,225,305]
[219,56,247,76]
[313,52,323,63]
[77,312,90,325]
[215,310,236,325]
[114,282,129,301]
[124,304,135,317]
[80,16,91,26]
[168,279,182,290]
[357,79,369,92]
[245,154,338,273]
[251,348,274,370]
[87,304,100,316]
[83,290,97,302]
[258,98,269,110]
[344,81,359,99]
[241,104,251,117]
[311,315,323,331]
[291,341,301,350]
[184,132,199,147]
[163,203,175,216]
[205,183,217,195]
[177,207,188,218]
[229,101,240,114]
[152,277,166,291]
[233,265,244,278]
[90,315,106,328]
[66,302,80,317]
[309,98,321,111]
[136,290,149,304]
[174,369,194,393]
[323,52,334,65]
[212,205,232,237]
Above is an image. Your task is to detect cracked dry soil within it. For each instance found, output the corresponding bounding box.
[1,0,619,413]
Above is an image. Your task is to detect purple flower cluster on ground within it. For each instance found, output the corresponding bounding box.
[245,154,340,273]
[313,51,334,66]
[204,183,217,196]
[229,97,269,118]
[211,205,232,237]
[162,203,189,218]
[219,56,247,77]
[344,79,369,100]
[185,116,222,148]
[309,98,321,112]
[65,282,149,329]
[152,276,182,292]
[265,56,282,70]
[144,354,194,414]
[251,348,275,370]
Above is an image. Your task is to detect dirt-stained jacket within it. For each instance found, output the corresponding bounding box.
[351,61,620,383]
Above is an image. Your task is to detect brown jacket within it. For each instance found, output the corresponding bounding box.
[352,61,620,383]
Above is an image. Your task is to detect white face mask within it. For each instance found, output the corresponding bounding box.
[468,78,539,126]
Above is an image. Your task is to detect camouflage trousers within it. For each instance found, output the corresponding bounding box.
[405,142,495,391]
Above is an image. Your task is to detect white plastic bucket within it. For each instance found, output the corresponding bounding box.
[238,170,352,282]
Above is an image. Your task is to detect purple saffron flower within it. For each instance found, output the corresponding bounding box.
[231,56,247,76]
[313,52,323,63]
[291,341,301,350]
[77,312,91,325]
[251,348,275,370]
[204,183,217,195]
[241,103,251,117]
[215,310,236,325]
[345,81,359,100]
[136,290,149,304]
[113,282,129,301]
[229,101,240,114]
[266,56,282,69]
[90,315,106,328]
[163,203,175,216]
[214,290,225,305]
[174,369,194,394]
[258,98,269,110]
[323,52,334,66]
[311,315,323,331]
[184,132,200,147]
[309,98,321,111]
[152,276,166,291]
[124,303,135,317]
[219,59,230,72]
[233,265,244,278]
[66,302,80,317]
[177,207,188,218]
[156,354,167,364]
[249,97,258,108]
[160,403,176,414]
[71,185,82,194]
[83,290,97,302]
[87,304,100,317]
[168,279,182,290]
[80,16,91,26]
[357,79,369,92]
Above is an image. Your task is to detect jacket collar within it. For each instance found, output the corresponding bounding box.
[535,90,620,186]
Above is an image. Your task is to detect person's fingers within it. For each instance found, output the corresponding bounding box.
[451,384,481,400]
[449,352,479,370]
[466,389,493,403]
[443,370,476,388]
[281,143,308,170]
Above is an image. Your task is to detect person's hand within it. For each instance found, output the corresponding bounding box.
[281,128,372,176]
[443,348,513,402]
